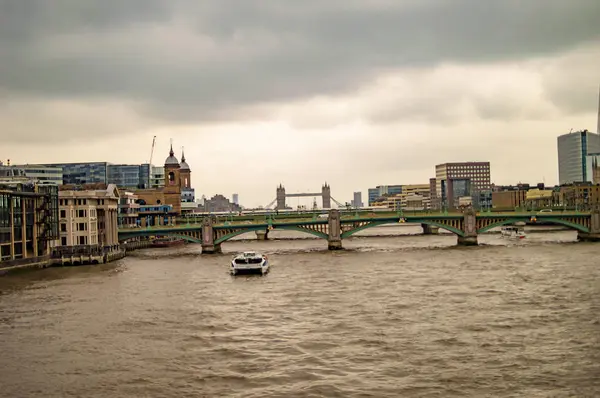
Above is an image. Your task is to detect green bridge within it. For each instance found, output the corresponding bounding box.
[118,209,600,253]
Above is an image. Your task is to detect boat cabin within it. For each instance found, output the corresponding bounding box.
[233,251,263,264]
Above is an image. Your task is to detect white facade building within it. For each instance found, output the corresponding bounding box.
[58,184,120,247]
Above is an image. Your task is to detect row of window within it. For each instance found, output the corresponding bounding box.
[59,208,99,219]
[60,234,98,246]
[59,198,108,206]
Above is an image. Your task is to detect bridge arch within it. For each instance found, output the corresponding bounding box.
[341,219,465,238]
[214,225,328,244]
[118,231,203,244]
[477,218,590,234]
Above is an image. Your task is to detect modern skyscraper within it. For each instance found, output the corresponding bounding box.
[352,191,363,208]
[232,193,239,205]
[557,130,600,185]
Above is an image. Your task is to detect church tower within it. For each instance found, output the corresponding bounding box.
[179,147,191,189]
[163,141,182,214]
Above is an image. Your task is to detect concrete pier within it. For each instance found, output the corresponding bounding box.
[328,209,343,250]
[578,211,600,242]
[201,243,222,254]
[256,230,269,240]
[457,210,478,246]
[421,224,439,235]
[201,217,221,254]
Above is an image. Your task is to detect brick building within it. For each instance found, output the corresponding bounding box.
[134,144,189,215]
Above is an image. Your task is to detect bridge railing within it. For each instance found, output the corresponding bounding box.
[117,208,594,231]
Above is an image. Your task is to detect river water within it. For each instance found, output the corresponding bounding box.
[0,226,599,397]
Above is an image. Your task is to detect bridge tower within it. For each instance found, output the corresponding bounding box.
[322,182,331,209]
[276,184,286,210]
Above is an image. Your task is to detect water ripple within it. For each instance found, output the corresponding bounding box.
[0,229,599,397]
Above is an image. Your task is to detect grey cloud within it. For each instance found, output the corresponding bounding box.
[1,0,599,134]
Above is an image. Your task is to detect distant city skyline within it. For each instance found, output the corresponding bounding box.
[2,1,599,208]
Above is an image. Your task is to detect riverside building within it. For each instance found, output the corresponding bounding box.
[0,180,59,264]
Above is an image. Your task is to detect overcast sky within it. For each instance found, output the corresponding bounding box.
[1,0,599,207]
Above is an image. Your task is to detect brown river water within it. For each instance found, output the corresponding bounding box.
[0,225,599,397]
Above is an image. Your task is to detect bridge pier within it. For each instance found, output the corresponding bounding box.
[578,211,600,241]
[421,224,439,235]
[256,230,269,241]
[201,217,221,254]
[328,209,343,250]
[457,210,478,246]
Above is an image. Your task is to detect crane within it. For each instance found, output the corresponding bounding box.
[147,135,156,188]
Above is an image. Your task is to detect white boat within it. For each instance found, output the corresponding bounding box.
[231,251,269,275]
[501,223,526,239]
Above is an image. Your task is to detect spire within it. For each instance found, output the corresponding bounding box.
[181,146,186,162]
[164,138,180,166]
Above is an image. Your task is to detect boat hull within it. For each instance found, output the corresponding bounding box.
[231,260,269,276]
[500,232,526,239]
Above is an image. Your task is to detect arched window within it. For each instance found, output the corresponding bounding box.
[168,171,175,185]
[184,177,188,187]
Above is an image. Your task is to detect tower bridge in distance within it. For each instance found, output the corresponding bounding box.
[118,208,600,253]
[264,183,344,210]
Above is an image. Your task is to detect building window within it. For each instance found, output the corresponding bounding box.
[60,223,67,232]
[79,236,86,245]
[61,237,67,246]
[60,210,66,218]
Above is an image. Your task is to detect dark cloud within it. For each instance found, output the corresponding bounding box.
[0,0,599,131]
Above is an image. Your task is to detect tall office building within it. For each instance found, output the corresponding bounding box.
[352,191,363,208]
[557,130,600,185]
[232,194,239,205]
[435,162,491,208]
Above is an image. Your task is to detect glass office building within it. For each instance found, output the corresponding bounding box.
[43,162,109,185]
[11,165,63,185]
[557,130,600,185]
[107,164,150,189]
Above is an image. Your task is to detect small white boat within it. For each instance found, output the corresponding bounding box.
[231,251,269,275]
[501,223,526,239]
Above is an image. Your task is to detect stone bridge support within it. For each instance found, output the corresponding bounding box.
[578,210,600,242]
[328,209,342,250]
[457,210,478,246]
[256,229,269,240]
[421,224,439,235]
[201,217,221,254]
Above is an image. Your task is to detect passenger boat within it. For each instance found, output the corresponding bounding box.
[151,237,186,248]
[500,223,526,239]
[231,251,269,275]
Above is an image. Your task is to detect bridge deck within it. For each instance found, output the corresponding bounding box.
[119,211,591,231]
